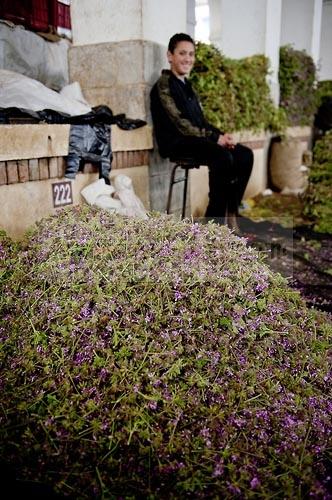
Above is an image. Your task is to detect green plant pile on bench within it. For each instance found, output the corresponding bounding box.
[303,130,332,234]
[1,207,331,498]
[190,42,286,133]
[316,80,332,107]
[315,79,332,133]
[279,45,317,126]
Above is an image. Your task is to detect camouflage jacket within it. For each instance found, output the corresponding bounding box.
[150,69,221,157]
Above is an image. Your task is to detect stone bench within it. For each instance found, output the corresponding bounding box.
[189,127,312,217]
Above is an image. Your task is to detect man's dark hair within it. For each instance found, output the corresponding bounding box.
[168,33,195,53]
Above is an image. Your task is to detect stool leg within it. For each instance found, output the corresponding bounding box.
[181,167,189,219]
[166,164,179,214]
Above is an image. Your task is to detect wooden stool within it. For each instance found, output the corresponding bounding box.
[166,157,200,219]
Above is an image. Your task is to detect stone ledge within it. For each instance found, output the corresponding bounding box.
[284,126,312,139]
[232,126,312,148]
[0,124,153,162]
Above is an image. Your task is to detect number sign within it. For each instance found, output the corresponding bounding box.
[52,181,73,208]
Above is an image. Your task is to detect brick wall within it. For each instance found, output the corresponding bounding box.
[0,150,150,186]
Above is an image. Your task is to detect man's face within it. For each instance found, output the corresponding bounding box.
[167,41,195,78]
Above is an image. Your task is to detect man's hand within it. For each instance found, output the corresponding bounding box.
[217,133,235,149]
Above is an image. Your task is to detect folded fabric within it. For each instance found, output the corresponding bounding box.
[114,175,148,219]
[94,194,122,212]
[80,178,115,205]
[81,176,148,219]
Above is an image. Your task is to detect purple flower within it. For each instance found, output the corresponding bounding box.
[212,462,224,477]
[148,401,158,410]
[174,290,183,301]
[250,477,260,489]
[79,303,94,319]
[0,244,6,259]
[100,368,108,381]
[228,483,241,496]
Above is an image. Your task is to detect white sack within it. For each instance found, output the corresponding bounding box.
[80,179,115,206]
[81,176,148,219]
[60,82,91,109]
[113,175,148,219]
[0,69,91,116]
[94,195,123,213]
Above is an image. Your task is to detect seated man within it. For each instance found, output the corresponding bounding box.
[150,32,253,228]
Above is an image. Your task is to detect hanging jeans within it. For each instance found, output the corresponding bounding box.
[65,123,112,184]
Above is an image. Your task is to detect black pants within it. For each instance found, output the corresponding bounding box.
[171,137,253,217]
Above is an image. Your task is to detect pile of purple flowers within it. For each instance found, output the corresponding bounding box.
[1,206,331,499]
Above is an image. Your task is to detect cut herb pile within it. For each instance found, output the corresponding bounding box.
[0,207,331,498]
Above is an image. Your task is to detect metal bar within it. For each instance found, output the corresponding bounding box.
[166,164,179,214]
[182,167,189,219]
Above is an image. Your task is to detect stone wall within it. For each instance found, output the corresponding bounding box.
[0,124,153,240]
[68,40,166,121]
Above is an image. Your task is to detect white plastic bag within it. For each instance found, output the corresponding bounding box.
[81,176,148,219]
[0,69,91,116]
[94,194,122,213]
[113,175,148,219]
[80,178,115,205]
[60,82,91,109]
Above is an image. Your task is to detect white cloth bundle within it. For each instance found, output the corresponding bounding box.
[81,176,148,219]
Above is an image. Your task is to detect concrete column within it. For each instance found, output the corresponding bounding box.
[312,0,323,66]
[210,0,266,58]
[318,0,332,80]
[209,0,282,104]
[187,0,196,38]
[70,0,187,47]
[69,0,188,120]
[265,0,282,105]
[280,0,323,67]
